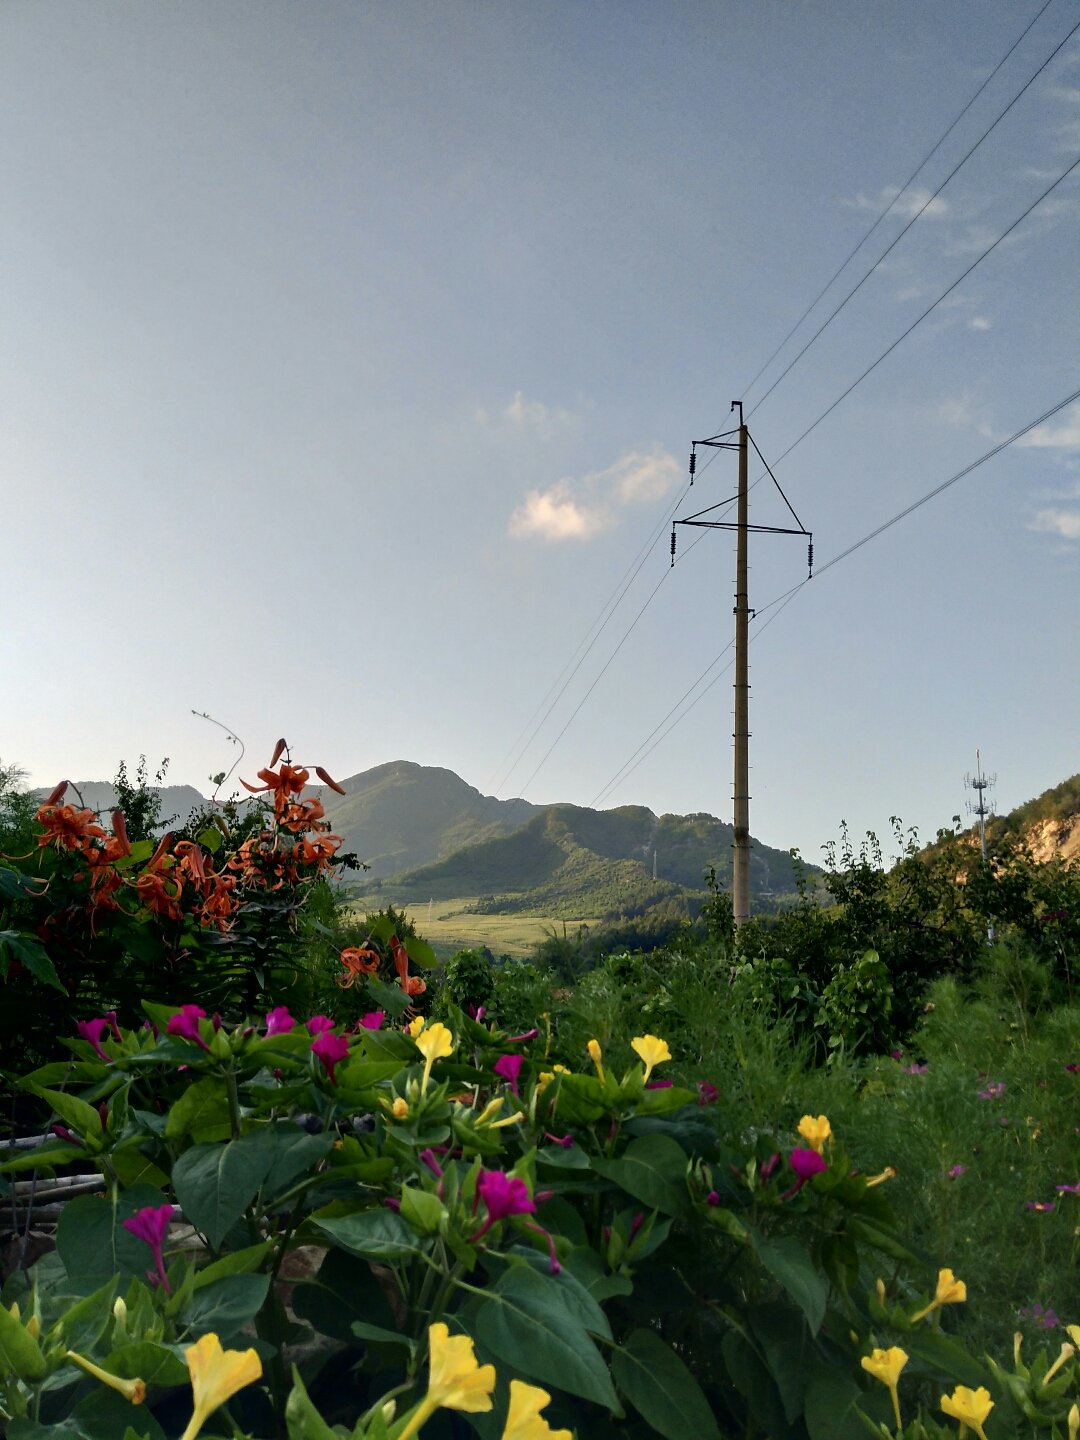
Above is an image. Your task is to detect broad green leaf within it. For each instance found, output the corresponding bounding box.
[164,1077,232,1142]
[56,1185,167,1281]
[0,929,66,991]
[754,1235,827,1335]
[106,1340,189,1387]
[292,1250,396,1343]
[109,1146,170,1191]
[350,1319,416,1353]
[473,1264,618,1409]
[749,1303,811,1424]
[404,934,438,970]
[591,1134,690,1219]
[498,1250,611,1340]
[1,1141,86,1173]
[172,1133,276,1249]
[259,1125,334,1201]
[563,1246,633,1303]
[193,1242,272,1289]
[0,1299,47,1381]
[312,1208,428,1262]
[400,1186,445,1235]
[721,1331,792,1440]
[804,1371,869,1440]
[612,1327,720,1440]
[182,1273,270,1338]
[631,1084,698,1117]
[70,1387,166,1440]
[52,1278,118,1353]
[31,1087,103,1142]
[904,1327,987,1387]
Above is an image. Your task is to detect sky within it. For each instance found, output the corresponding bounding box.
[2,0,1078,868]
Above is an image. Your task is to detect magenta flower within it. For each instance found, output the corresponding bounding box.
[165,1005,210,1051]
[780,1147,827,1201]
[477,1170,536,1223]
[646,1079,673,1089]
[697,1081,719,1106]
[76,1018,112,1063]
[978,1082,1005,1101]
[50,1124,82,1147]
[122,1203,174,1293]
[1067,1063,1080,1074]
[265,1006,295,1036]
[311,1032,349,1083]
[419,1148,444,1178]
[507,1028,539,1045]
[1025,1200,1056,1212]
[760,1151,781,1182]
[706,1190,721,1206]
[948,1165,968,1179]
[1023,1302,1060,1328]
[544,1132,574,1148]
[466,1003,487,1021]
[1056,1182,1080,1195]
[359,1011,385,1030]
[306,1015,335,1035]
[493,1054,524,1094]
[902,1063,928,1074]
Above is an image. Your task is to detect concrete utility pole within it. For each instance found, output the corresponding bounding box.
[732,409,751,928]
[671,404,812,932]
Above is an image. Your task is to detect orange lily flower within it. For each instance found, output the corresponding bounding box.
[36,804,107,853]
[240,763,310,818]
[280,798,326,833]
[338,946,381,988]
[392,935,427,996]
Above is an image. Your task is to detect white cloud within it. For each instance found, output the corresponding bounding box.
[508,481,611,542]
[969,315,992,331]
[1018,403,1080,451]
[475,390,575,437]
[847,185,949,220]
[509,444,681,543]
[1029,507,1080,541]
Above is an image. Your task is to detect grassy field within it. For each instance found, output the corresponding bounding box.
[351,895,600,957]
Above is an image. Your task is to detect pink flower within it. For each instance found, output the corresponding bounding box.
[646,1079,673,1089]
[760,1151,781,1182]
[507,1028,539,1044]
[544,1132,574,1148]
[706,1190,721,1206]
[1056,1182,1080,1195]
[122,1203,174,1293]
[419,1148,444,1178]
[359,1011,385,1030]
[466,1003,487,1021]
[1025,1200,1055,1212]
[306,1015,335,1035]
[780,1147,827,1201]
[76,1018,112,1063]
[978,1082,1005,1100]
[1066,1063,1080,1074]
[697,1081,719,1105]
[493,1054,524,1094]
[948,1165,968,1179]
[477,1170,536,1223]
[311,1032,349,1083]
[265,1006,295,1036]
[902,1063,928,1074]
[166,1005,210,1051]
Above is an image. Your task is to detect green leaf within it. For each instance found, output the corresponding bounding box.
[473,1264,618,1409]
[285,1366,341,1440]
[292,1249,396,1343]
[259,1125,334,1201]
[753,1235,827,1335]
[399,1186,445,1235]
[164,1078,232,1142]
[31,1087,103,1142]
[56,1185,167,1282]
[52,1279,118,1353]
[181,1273,271,1338]
[109,1146,170,1191]
[404,934,438,970]
[591,1134,690,1219]
[172,1133,276,1250]
[904,1327,988,1387]
[721,1331,792,1440]
[1,1141,87,1173]
[350,1319,416,1353]
[0,1299,47,1381]
[804,1371,870,1440]
[193,1242,273,1289]
[0,929,66,991]
[312,1207,428,1261]
[105,1341,189,1387]
[612,1327,720,1440]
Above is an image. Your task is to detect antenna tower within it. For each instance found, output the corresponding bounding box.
[964,750,996,942]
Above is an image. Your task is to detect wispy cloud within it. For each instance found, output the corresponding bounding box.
[846,185,949,220]
[476,390,576,437]
[1029,507,1080,541]
[509,445,681,543]
[969,315,992,331]
[1018,402,1080,451]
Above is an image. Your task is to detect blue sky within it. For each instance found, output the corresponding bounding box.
[2,0,1077,865]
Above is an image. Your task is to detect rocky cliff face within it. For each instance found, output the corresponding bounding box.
[1024,814,1080,864]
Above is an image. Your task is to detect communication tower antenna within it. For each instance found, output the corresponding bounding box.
[964,750,996,942]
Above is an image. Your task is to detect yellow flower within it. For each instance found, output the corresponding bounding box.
[501,1379,573,1440]
[865,1166,897,1188]
[796,1114,831,1154]
[912,1267,967,1323]
[860,1346,907,1430]
[587,1039,605,1083]
[939,1384,993,1440]
[415,1021,455,1092]
[1068,1323,1080,1349]
[65,1350,145,1405]
[179,1332,262,1440]
[1069,1401,1079,1440]
[406,1015,426,1038]
[397,1322,496,1440]
[392,1097,409,1119]
[1043,1340,1076,1387]
[631,1034,672,1085]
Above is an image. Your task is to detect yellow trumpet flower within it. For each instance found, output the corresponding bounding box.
[65,1351,145,1405]
[179,1332,262,1440]
[912,1267,967,1323]
[415,1021,455,1092]
[397,1322,495,1440]
[860,1346,907,1431]
[1043,1341,1076,1387]
[796,1114,832,1154]
[501,1379,573,1440]
[939,1384,993,1440]
[587,1039,605,1083]
[631,1034,672,1085]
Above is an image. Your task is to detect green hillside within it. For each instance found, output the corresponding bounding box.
[319,760,538,877]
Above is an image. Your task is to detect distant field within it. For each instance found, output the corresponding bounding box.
[350,895,600,957]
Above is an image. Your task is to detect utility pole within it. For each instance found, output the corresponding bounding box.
[672,405,812,930]
[732,408,751,928]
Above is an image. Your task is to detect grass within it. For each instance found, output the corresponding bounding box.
[350,895,600,957]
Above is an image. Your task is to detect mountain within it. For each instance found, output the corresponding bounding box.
[33,781,207,830]
[983,772,1080,864]
[318,761,540,878]
[356,795,809,919]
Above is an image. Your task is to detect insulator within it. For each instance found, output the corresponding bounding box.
[807,541,814,574]
[688,449,696,479]
[670,528,677,566]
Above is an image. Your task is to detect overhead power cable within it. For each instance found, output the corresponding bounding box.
[747,6,1080,419]
[740,0,1059,404]
[590,384,1080,805]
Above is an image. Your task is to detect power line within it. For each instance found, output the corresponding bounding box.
[747,6,1080,419]
[740,0,1059,403]
[590,384,1080,805]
